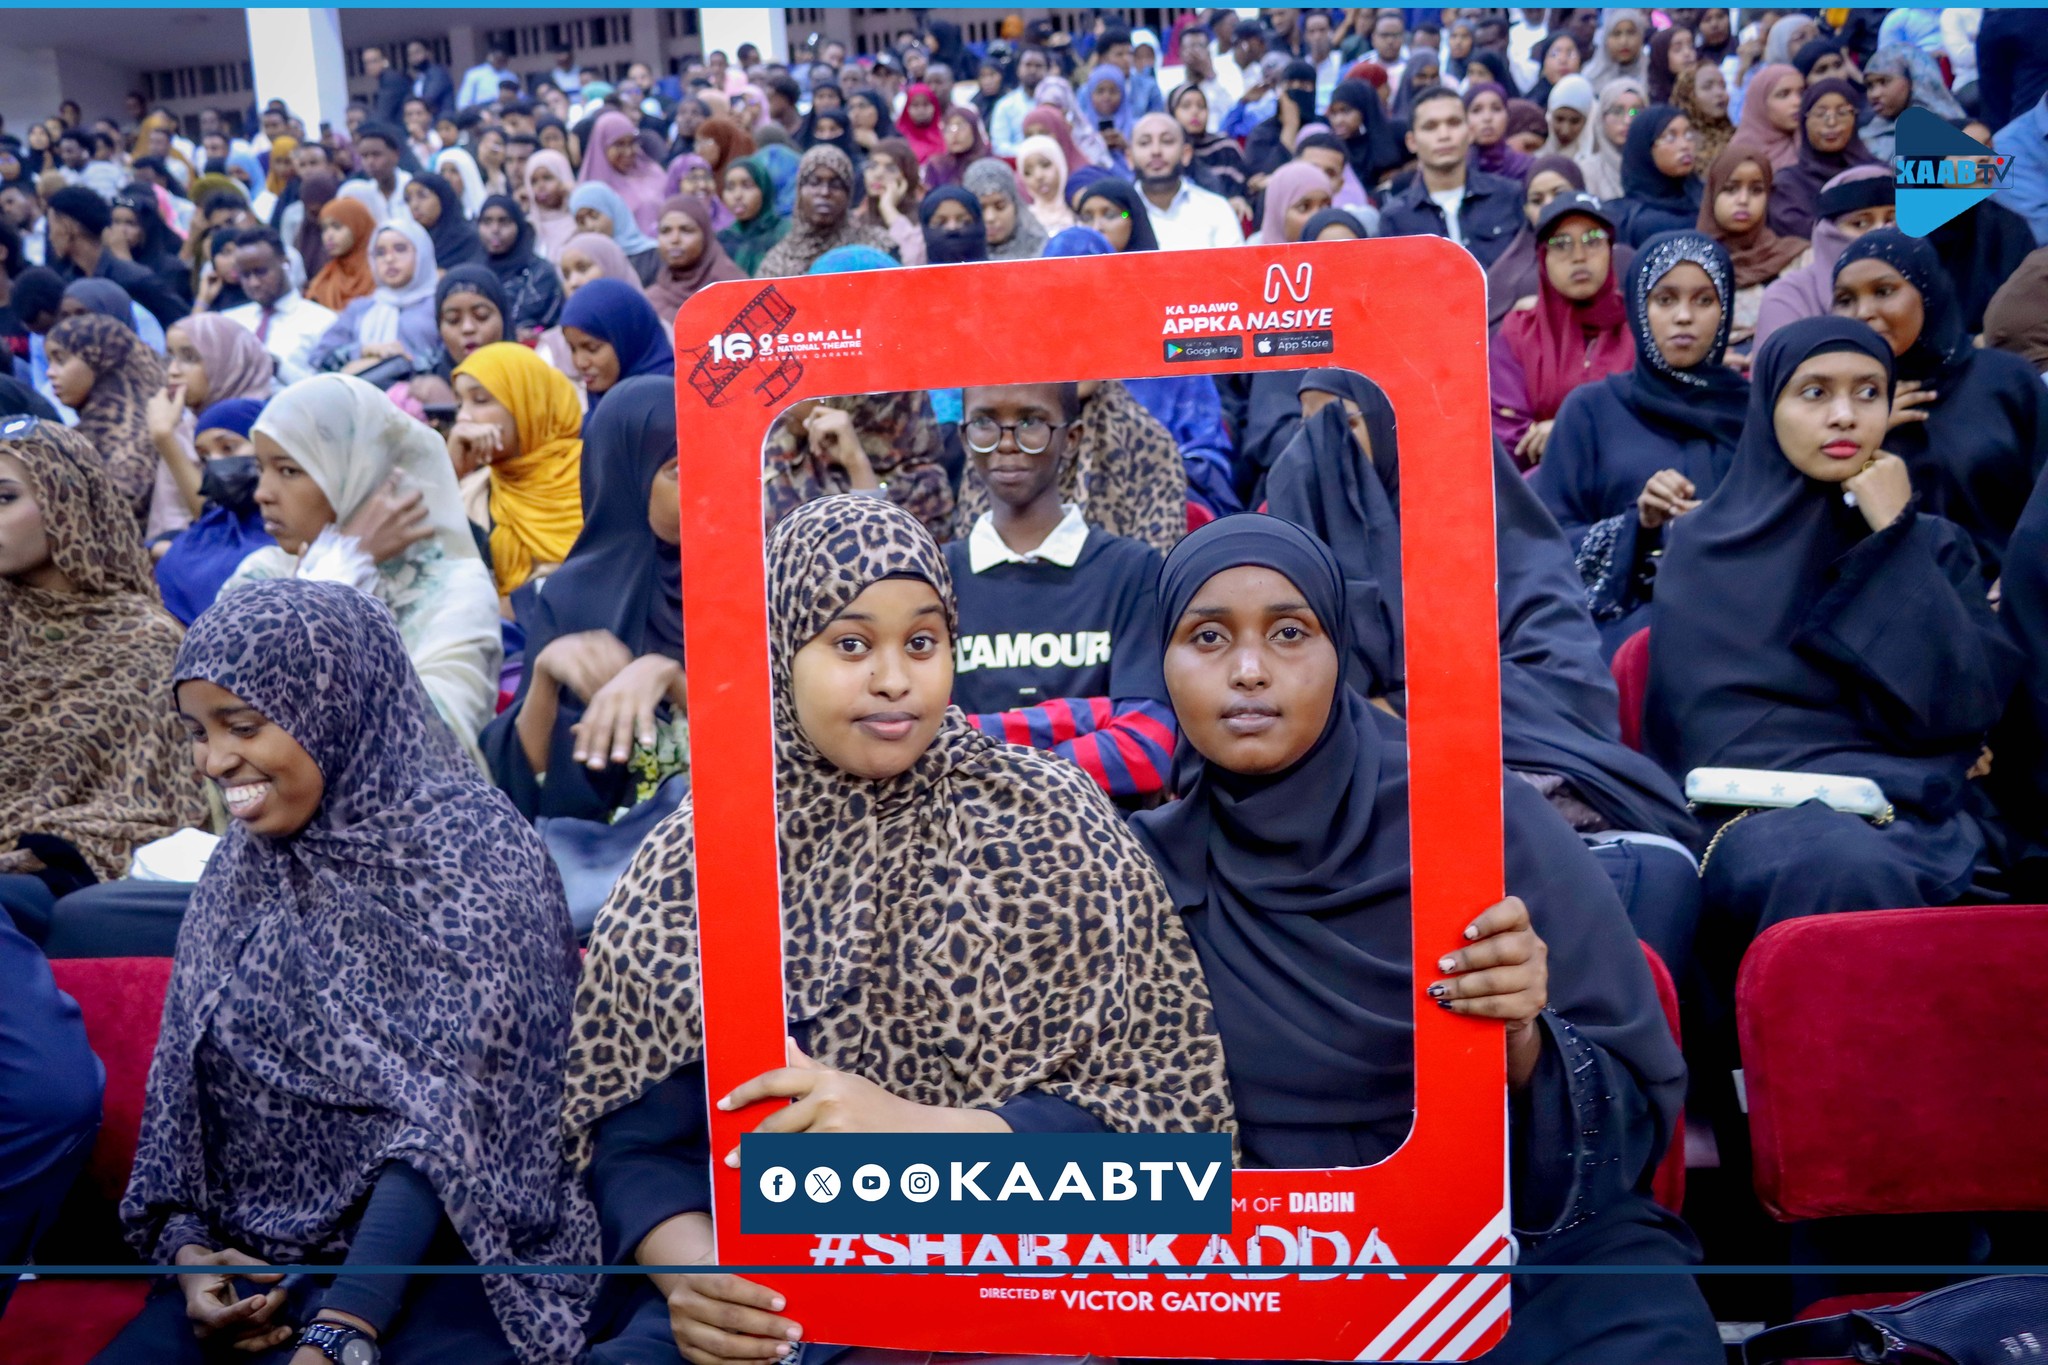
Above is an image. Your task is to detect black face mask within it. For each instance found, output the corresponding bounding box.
[1285,89,1319,125]
[199,454,260,512]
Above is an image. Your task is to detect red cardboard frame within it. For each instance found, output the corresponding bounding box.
[671,238,1507,1361]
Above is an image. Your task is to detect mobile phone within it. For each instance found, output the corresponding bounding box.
[421,403,459,423]
[1098,118,1115,131]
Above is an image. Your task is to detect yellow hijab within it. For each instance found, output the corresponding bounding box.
[454,343,585,594]
[266,136,299,194]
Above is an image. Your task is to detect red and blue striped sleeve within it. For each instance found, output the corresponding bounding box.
[967,697,1177,798]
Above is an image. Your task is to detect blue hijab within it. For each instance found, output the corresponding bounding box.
[568,181,658,256]
[558,278,674,429]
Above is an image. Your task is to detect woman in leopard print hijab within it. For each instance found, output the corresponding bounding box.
[0,416,203,896]
[114,580,597,1364]
[46,312,167,525]
[565,495,1231,1355]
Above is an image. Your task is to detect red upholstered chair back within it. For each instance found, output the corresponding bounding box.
[47,957,175,1202]
[1610,627,1650,752]
[1186,500,1217,534]
[1639,941,1686,1215]
[1737,905,2048,1221]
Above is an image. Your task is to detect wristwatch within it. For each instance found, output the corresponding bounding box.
[298,1320,381,1365]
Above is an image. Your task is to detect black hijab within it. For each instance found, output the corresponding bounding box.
[113,184,185,277]
[1133,515,1417,1158]
[1327,79,1407,187]
[1619,230,1749,452]
[481,192,542,277]
[918,184,988,264]
[1618,105,1703,242]
[430,265,509,379]
[1074,178,1159,252]
[1835,228,2048,577]
[850,89,900,140]
[1264,370,1697,842]
[479,193,565,334]
[1131,515,1687,1173]
[1645,317,2017,816]
[410,170,484,268]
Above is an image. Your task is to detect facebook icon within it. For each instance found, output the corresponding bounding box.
[759,1166,796,1203]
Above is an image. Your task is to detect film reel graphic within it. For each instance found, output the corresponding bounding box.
[687,285,806,408]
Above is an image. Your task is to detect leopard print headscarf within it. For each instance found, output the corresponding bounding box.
[0,417,204,880]
[953,379,1188,556]
[124,580,597,1364]
[564,494,1232,1160]
[49,312,167,523]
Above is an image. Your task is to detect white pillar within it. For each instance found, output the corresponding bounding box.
[698,8,789,67]
[245,8,350,142]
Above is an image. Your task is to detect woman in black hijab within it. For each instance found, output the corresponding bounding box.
[1611,105,1702,246]
[402,169,485,269]
[1073,177,1160,252]
[1132,515,1719,1365]
[476,193,564,338]
[1264,372,1702,975]
[1325,78,1407,189]
[1646,318,2018,974]
[481,375,686,824]
[917,184,988,264]
[1536,231,1750,649]
[1833,228,2048,582]
[1244,60,1322,180]
[1993,470,2048,899]
[112,185,193,306]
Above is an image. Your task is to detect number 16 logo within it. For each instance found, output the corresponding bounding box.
[708,333,772,362]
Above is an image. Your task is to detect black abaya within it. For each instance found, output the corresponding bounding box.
[1835,229,2048,581]
[1534,231,1750,649]
[1265,371,1697,845]
[1645,318,2020,949]
[1131,516,1718,1364]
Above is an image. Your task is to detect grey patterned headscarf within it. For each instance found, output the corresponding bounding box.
[1626,229,1735,386]
[963,156,1049,260]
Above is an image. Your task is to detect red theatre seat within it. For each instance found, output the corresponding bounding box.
[1738,905,2048,1223]
[1639,942,1686,1216]
[1610,627,1650,753]
[1186,500,1217,534]
[0,958,173,1365]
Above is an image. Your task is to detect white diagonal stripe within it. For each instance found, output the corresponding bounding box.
[1404,1244,1514,1358]
[1356,1210,1511,1360]
[1432,1279,1512,1360]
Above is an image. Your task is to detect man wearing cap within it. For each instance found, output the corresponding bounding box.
[1379,86,1522,267]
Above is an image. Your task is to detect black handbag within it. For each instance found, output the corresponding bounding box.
[1743,1276,2048,1364]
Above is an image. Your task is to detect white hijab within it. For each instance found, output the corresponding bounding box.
[1541,74,1596,158]
[249,373,478,565]
[359,219,438,350]
[433,146,488,219]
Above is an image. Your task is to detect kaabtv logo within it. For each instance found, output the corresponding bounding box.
[1894,107,2013,237]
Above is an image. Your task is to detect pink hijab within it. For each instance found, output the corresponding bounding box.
[177,313,276,402]
[559,231,641,286]
[578,110,669,236]
[524,149,579,258]
[1730,64,1803,171]
[1258,163,1333,244]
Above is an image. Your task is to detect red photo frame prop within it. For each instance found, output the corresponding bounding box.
[671,238,1506,1360]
